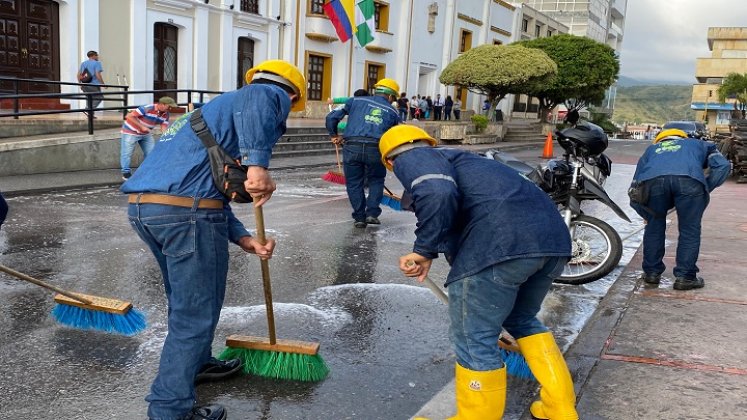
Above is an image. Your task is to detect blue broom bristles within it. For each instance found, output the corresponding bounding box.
[501,348,535,380]
[380,193,402,211]
[51,303,147,336]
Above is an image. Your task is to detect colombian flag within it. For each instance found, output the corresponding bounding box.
[323,0,356,43]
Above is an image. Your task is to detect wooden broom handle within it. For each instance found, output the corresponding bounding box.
[0,264,93,305]
[253,197,277,344]
[334,143,342,173]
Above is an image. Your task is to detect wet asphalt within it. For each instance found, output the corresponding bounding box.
[0,141,649,419]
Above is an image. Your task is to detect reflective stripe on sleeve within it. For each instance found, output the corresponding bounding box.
[411,174,457,188]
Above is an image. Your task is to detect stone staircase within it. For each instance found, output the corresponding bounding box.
[274,126,335,158]
[502,120,546,142]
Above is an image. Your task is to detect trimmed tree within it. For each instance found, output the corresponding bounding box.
[717,72,747,119]
[518,34,619,118]
[439,44,557,121]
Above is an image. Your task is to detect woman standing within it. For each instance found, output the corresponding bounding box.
[444,95,454,120]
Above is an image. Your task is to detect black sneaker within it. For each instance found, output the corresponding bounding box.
[673,276,705,290]
[365,216,381,225]
[195,358,242,384]
[180,404,227,420]
[354,220,367,228]
[642,273,661,285]
[121,172,131,181]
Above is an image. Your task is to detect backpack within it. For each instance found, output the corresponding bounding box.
[80,67,93,84]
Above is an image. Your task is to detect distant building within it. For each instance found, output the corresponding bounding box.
[692,27,747,134]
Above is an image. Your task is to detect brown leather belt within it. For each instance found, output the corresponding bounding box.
[128,193,224,210]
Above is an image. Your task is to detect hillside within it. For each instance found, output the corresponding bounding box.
[612,85,695,125]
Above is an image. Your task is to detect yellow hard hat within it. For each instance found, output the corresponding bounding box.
[654,128,687,144]
[373,78,400,96]
[379,125,437,170]
[245,60,307,112]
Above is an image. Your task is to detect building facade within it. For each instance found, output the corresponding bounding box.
[0,0,603,116]
[692,27,747,133]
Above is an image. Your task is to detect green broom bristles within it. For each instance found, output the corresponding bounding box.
[219,347,329,382]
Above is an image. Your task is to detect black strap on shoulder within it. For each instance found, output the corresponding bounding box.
[189,108,217,148]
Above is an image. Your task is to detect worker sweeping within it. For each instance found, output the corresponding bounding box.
[380,125,578,420]
[122,60,304,420]
[325,78,400,228]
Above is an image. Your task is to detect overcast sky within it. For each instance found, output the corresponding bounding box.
[619,0,747,84]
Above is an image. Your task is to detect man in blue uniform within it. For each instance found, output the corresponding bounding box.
[630,128,730,290]
[379,125,577,420]
[122,60,305,420]
[326,78,400,228]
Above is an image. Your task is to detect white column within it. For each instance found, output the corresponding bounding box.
[193,5,210,99]
[129,0,149,106]
[439,0,456,97]
[57,0,81,107]
[218,11,234,91]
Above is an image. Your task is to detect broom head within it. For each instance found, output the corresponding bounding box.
[220,334,329,382]
[321,170,346,185]
[498,334,535,380]
[381,191,402,211]
[52,293,146,336]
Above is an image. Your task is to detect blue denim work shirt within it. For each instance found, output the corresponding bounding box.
[325,95,400,143]
[122,83,291,242]
[393,148,572,285]
[632,138,730,192]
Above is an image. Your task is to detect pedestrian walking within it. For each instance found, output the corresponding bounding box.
[121,59,305,420]
[410,95,419,120]
[630,128,730,291]
[425,95,433,119]
[325,78,401,228]
[443,95,453,121]
[433,94,444,120]
[77,50,105,116]
[379,125,577,420]
[120,96,175,180]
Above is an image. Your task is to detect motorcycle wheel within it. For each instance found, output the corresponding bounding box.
[554,215,622,285]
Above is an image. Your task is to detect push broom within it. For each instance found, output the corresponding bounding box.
[407,262,534,380]
[381,186,403,211]
[0,263,146,336]
[321,142,346,185]
[219,198,329,382]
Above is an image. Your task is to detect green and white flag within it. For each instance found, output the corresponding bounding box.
[355,0,375,47]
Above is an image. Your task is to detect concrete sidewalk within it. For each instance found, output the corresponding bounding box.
[413,178,747,419]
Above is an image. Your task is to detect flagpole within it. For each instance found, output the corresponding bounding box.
[348,37,354,97]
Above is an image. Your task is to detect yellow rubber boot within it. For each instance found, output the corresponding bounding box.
[517,332,578,420]
[445,363,506,420]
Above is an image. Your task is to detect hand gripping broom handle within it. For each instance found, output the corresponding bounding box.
[0,263,93,305]
[253,198,277,345]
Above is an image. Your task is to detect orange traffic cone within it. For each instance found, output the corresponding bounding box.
[540,132,554,159]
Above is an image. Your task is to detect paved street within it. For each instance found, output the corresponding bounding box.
[0,142,644,419]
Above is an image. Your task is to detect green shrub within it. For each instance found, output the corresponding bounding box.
[471,114,489,133]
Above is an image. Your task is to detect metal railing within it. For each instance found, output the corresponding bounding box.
[0,77,223,134]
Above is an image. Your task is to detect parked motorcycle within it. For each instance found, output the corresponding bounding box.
[485,122,631,285]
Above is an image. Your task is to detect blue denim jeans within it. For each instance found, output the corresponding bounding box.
[121,133,155,174]
[342,142,386,221]
[448,256,567,371]
[398,108,408,122]
[128,201,229,420]
[636,175,709,279]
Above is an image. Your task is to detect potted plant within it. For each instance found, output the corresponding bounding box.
[471,114,489,133]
